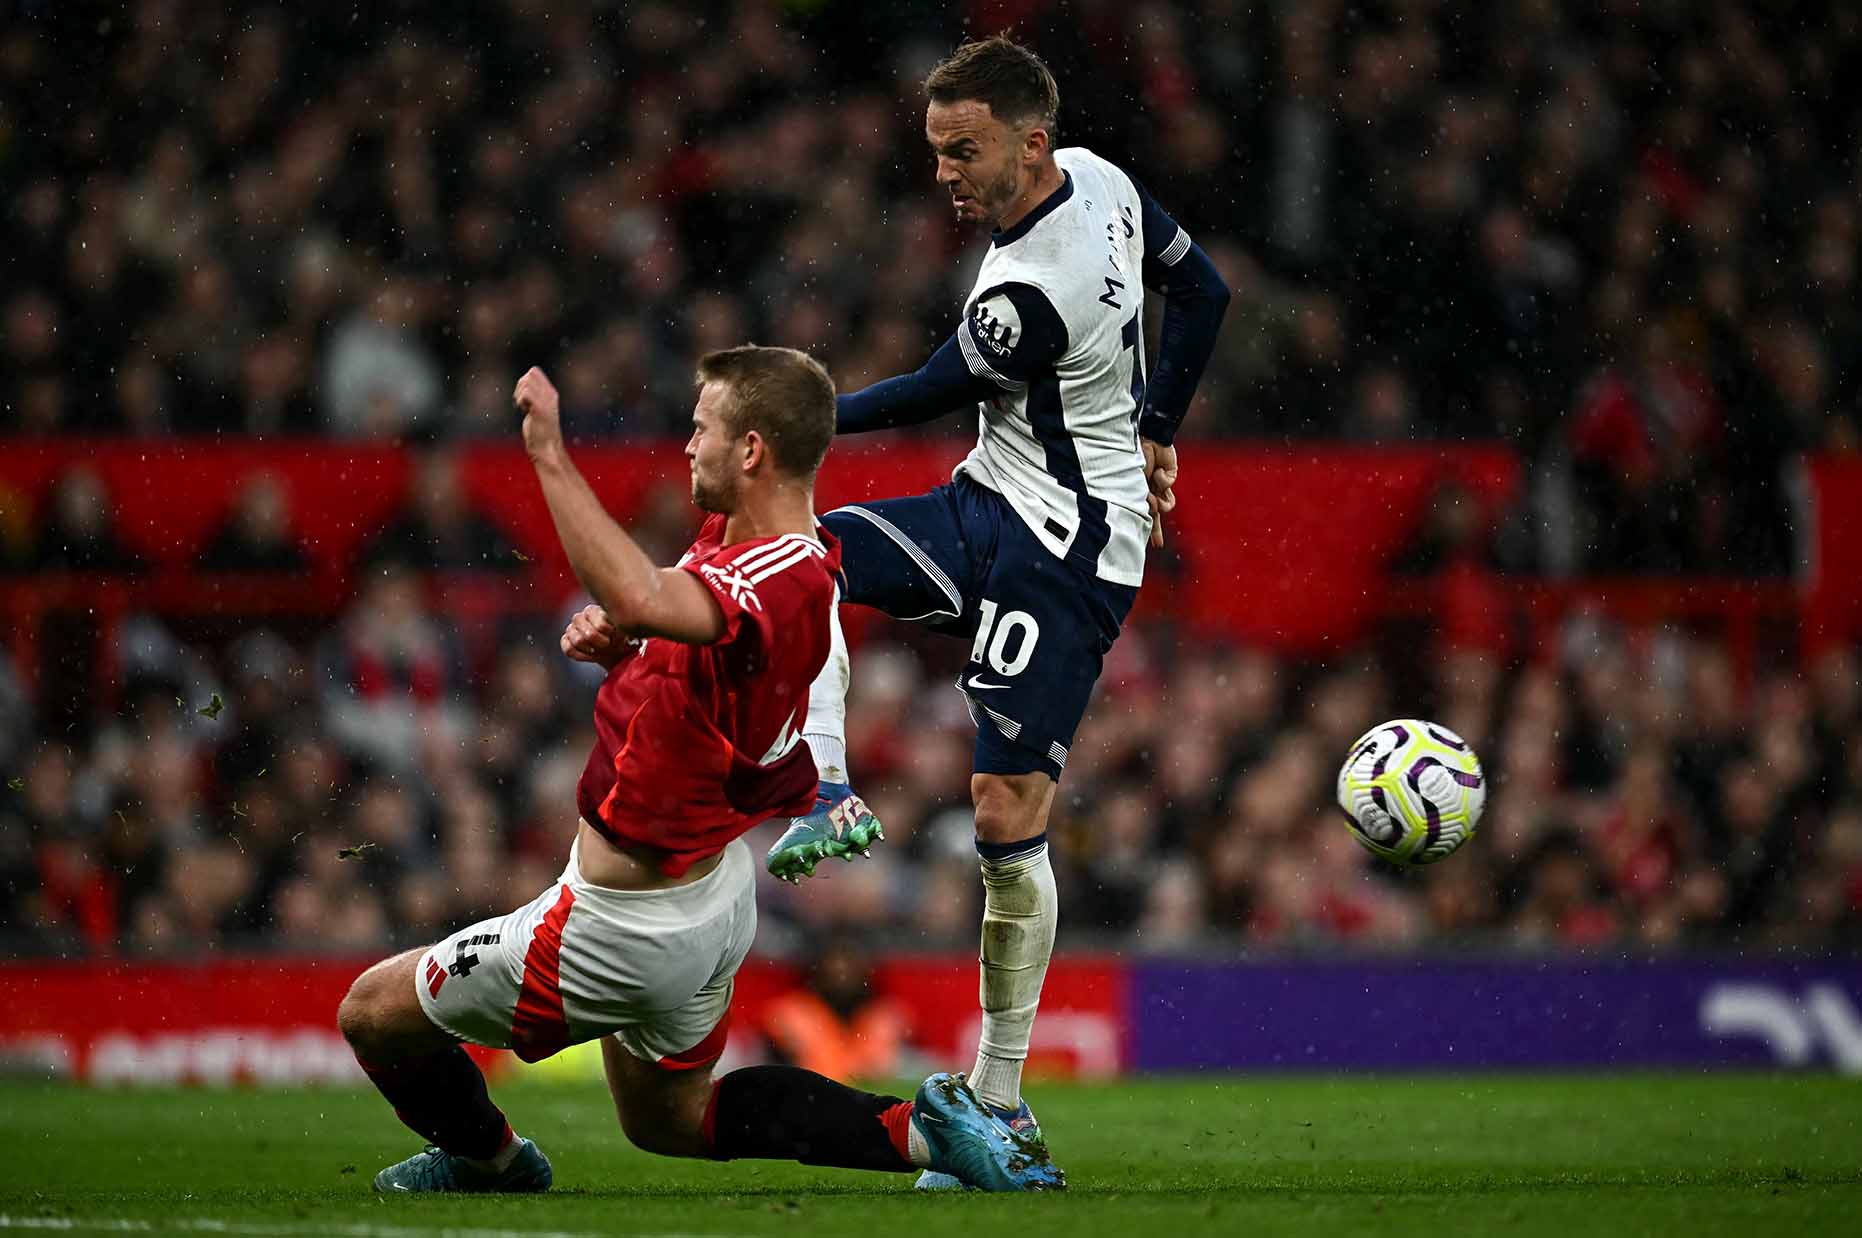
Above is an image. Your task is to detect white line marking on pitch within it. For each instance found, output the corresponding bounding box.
[0,1218,740,1238]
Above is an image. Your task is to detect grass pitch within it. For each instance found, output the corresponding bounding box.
[3,1074,1857,1236]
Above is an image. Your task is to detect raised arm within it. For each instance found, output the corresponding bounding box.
[835,281,1068,434]
[514,367,726,645]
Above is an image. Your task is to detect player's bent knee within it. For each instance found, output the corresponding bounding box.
[615,1092,709,1159]
[617,1106,680,1157]
[336,948,433,1060]
[335,988,370,1048]
[337,984,396,1058]
[971,772,1054,845]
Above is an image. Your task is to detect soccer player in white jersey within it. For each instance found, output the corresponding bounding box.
[766,36,1231,1184]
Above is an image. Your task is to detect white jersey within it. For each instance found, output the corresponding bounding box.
[953,147,1191,588]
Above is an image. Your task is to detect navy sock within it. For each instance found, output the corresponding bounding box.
[704,1065,913,1172]
[357,1045,510,1160]
[975,830,1047,863]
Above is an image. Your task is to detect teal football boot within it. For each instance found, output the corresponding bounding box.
[915,1095,1047,1190]
[371,1138,553,1193]
[766,781,884,882]
[910,1072,1065,1191]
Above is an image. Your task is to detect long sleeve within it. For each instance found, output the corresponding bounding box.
[1134,182,1232,446]
[834,334,1005,434]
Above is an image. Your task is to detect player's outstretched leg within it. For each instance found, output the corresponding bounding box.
[770,588,885,881]
[602,1037,921,1171]
[338,949,553,1194]
[602,1040,1058,1191]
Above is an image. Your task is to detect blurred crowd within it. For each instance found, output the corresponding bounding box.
[5,0,1858,569]
[4,0,1861,957]
[3,560,1859,957]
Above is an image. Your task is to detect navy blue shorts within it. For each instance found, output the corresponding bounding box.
[823,477,1137,781]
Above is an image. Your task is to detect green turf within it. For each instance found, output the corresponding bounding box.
[3,1075,1858,1236]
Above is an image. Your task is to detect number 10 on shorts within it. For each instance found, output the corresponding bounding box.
[971,598,1041,677]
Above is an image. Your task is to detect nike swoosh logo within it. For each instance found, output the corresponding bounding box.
[967,678,1010,691]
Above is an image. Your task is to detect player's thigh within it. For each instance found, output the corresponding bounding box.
[960,532,1137,783]
[416,840,759,1070]
[599,840,756,1065]
[599,844,758,1158]
[822,488,979,625]
[411,902,538,1054]
[600,1035,715,1159]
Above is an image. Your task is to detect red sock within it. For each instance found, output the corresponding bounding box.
[357,1046,510,1160]
[880,1101,916,1165]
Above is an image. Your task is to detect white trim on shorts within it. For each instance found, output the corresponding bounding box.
[827,505,963,619]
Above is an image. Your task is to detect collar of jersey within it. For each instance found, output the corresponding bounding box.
[991,171,1074,248]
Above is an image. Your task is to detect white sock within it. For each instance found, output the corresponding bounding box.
[462,1129,522,1172]
[804,732,849,788]
[906,1117,932,1168]
[969,1052,1024,1115]
[970,841,1057,1111]
[802,585,851,785]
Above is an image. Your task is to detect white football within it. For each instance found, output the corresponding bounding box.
[1336,719,1485,866]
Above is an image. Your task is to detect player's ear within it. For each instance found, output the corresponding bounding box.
[1023,122,1050,163]
[739,428,767,475]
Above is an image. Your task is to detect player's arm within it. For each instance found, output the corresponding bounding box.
[1130,183,1230,545]
[1134,183,1231,449]
[833,282,1067,433]
[834,336,1000,433]
[514,367,726,645]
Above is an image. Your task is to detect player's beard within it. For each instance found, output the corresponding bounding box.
[690,469,732,514]
[977,164,1025,226]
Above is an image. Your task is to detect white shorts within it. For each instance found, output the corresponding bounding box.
[415,837,757,1068]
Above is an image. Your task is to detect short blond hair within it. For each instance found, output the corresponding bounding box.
[695,346,836,478]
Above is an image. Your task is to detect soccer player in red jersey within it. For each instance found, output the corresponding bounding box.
[337,347,1061,1193]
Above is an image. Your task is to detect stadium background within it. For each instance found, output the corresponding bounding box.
[4,0,1862,1090]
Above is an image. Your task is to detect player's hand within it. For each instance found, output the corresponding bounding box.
[561,604,629,670]
[1142,438,1178,548]
[514,366,564,459]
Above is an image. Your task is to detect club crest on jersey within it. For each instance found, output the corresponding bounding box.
[969,294,1021,357]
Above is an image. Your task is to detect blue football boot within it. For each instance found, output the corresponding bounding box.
[766,781,884,882]
[371,1137,553,1193]
[910,1072,1065,1192]
[915,1094,1047,1190]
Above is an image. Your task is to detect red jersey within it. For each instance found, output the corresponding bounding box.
[575,515,840,876]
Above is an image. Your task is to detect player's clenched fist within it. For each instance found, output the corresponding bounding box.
[560,603,631,670]
[513,366,563,458]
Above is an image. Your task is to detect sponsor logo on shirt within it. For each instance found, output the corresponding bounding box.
[700,562,763,612]
[970,294,1021,357]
